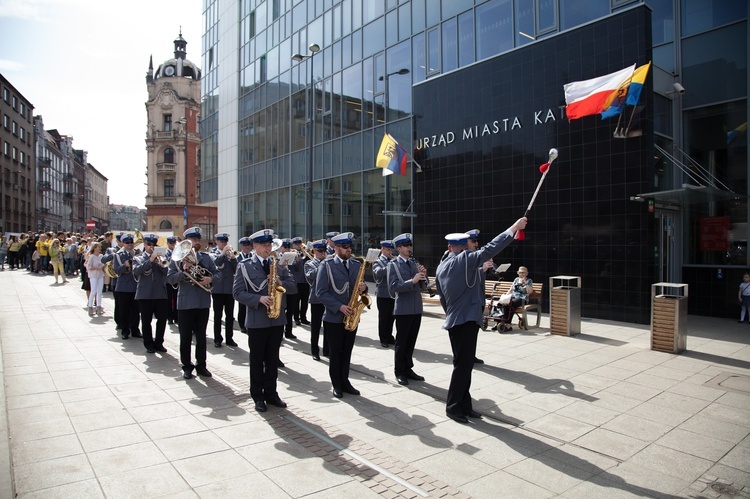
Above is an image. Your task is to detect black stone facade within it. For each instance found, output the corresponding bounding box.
[413,7,655,324]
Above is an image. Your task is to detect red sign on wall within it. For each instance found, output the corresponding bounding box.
[86,220,96,229]
[699,216,730,251]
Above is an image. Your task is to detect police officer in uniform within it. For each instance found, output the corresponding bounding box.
[291,237,310,325]
[133,234,168,354]
[279,239,299,339]
[316,232,368,398]
[372,240,396,348]
[435,217,526,424]
[164,236,178,324]
[325,231,339,256]
[167,227,220,379]
[233,229,296,413]
[236,237,253,334]
[304,239,328,360]
[211,233,238,348]
[113,234,141,340]
[387,233,427,386]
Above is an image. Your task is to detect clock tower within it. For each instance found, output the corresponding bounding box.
[144,31,215,236]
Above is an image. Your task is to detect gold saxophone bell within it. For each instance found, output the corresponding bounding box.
[266,255,286,319]
[343,255,371,331]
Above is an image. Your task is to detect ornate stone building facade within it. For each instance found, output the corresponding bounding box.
[145,32,215,236]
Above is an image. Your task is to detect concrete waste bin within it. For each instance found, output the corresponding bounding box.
[651,283,688,353]
[549,276,581,336]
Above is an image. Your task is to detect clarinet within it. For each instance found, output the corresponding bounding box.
[409,256,430,291]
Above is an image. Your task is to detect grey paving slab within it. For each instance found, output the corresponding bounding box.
[3,269,750,498]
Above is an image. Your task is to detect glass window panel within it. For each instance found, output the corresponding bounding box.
[333,4,342,40]
[399,4,411,41]
[343,0,351,33]
[684,101,748,266]
[342,62,362,135]
[412,0,425,32]
[386,9,399,46]
[537,0,557,33]
[291,150,307,184]
[653,43,674,74]
[265,189,279,229]
[646,0,674,44]
[386,40,412,121]
[342,133,361,174]
[352,0,362,30]
[309,16,324,52]
[442,18,457,73]
[291,183,306,236]
[333,72,342,139]
[682,0,747,37]
[363,17,385,58]
[441,0,472,19]
[682,23,747,108]
[341,173,362,248]
[476,0,513,61]
[412,32,426,83]
[255,111,267,162]
[352,28,362,63]
[389,171,412,237]
[458,11,473,67]
[363,57,375,128]
[560,0,609,31]
[426,27,440,74]
[375,52,385,95]
[363,0,384,24]
[363,168,385,246]
[425,0,440,27]
[320,177,340,231]
[342,34,351,67]
[515,0,535,46]
[331,139,342,176]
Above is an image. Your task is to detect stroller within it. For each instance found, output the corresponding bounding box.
[481,264,514,332]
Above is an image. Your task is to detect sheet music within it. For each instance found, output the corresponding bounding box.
[365,248,380,263]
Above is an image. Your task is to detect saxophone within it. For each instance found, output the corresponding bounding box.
[267,255,287,319]
[343,256,371,331]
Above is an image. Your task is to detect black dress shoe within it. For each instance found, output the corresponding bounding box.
[474,357,485,364]
[446,412,469,424]
[214,341,222,348]
[254,400,267,412]
[343,386,360,396]
[167,320,174,325]
[285,333,297,339]
[226,340,238,347]
[266,397,287,408]
[155,346,168,353]
[332,389,343,398]
[312,354,321,361]
[240,328,247,334]
[278,360,285,368]
[183,371,193,379]
[300,319,310,325]
[406,371,425,382]
[380,341,389,348]
[397,375,409,386]
[196,367,212,378]
[466,410,483,419]
[131,332,143,338]
[121,334,129,340]
[146,348,155,354]
[295,321,301,326]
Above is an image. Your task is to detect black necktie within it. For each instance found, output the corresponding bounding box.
[344,259,349,271]
[263,259,270,275]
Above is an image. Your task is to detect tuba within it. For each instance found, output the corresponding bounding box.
[266,255,286,319]
[171,240,213,292]
[343,256,371,331]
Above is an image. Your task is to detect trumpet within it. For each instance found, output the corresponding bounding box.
[223,245,239,259]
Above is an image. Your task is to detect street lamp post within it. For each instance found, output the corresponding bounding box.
[378,68,409,238]
[176,117,188,231]
[292,43,320,240]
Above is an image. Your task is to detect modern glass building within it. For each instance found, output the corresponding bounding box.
[201,0,747,323]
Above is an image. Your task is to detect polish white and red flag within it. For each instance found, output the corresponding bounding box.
[563,64,636,120]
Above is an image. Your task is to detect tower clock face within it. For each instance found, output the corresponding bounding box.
[164,66,175,76]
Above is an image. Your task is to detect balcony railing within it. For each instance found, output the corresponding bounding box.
[154,131,176,139]
[39,158,52,167]
[38,181,51,190]
[151,196,178,204]
[156,162,176,173]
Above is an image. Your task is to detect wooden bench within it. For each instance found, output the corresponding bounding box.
[421,279,521,309]
[487,281,543,330]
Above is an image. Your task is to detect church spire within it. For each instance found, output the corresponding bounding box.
[174,27,187,60]
[146,54,154,83]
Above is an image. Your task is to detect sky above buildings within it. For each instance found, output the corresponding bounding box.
[0,0,202,207]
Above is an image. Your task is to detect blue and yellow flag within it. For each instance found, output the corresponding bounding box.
[376,133,408,176]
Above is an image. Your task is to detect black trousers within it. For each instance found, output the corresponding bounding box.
[377,297,396,343]
[248,325,284,402]
[166,284,178,322]
[446,321,479,416]
[238,304,247,332]
[296,282,310,320]
[212,293,235,343]
[118,292,140,337]
[310,303,325,356]
[139,299,168,350]
[178,308,209,373]
[284,293,299,335]
[394,314,421,376]
[325,321,356,391]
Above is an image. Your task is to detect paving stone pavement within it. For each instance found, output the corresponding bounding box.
[1,268,749,498]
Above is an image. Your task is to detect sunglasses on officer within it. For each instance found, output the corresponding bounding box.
[338,244,352,249]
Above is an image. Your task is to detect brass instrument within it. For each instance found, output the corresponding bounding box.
[171,240,213,292]
[266,255,286,319]
[223,245,239,258]
[104,258,117,278]
[343,256,371,331]
[132,230,145,256]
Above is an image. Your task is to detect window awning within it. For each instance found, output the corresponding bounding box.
[636,184,741,207]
